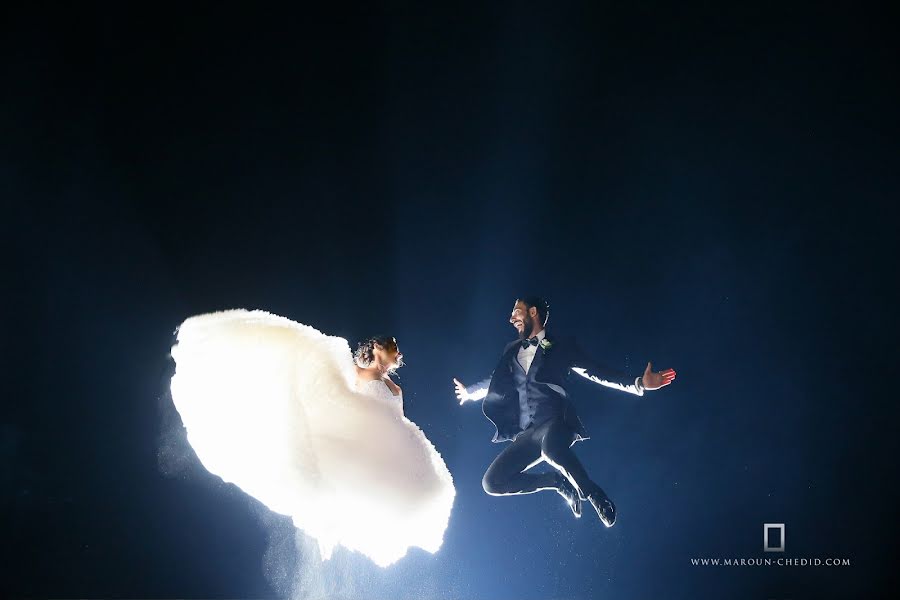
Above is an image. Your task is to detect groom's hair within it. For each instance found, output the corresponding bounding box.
[517,296,550,327]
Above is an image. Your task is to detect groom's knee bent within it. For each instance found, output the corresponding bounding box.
[482,470,505,495]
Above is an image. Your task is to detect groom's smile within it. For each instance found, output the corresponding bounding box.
[509,300,536,338]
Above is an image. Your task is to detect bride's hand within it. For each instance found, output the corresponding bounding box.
[453,378,470,405]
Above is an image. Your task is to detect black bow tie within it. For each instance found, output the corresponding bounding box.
[521,337,540,349]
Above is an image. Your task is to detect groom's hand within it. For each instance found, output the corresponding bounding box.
[453,378,470,404]
[641,362,676,391]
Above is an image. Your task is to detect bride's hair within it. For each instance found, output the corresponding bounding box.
[354,335,404,370]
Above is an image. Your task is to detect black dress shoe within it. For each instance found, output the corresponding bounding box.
[557,478,582,518]
[586,490,617,527]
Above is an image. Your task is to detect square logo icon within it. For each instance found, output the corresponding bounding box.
[764,523,785,552]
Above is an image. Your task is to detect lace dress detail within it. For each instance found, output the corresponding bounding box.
[356,378,403,415]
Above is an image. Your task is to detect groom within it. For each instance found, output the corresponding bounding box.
[453,296,676,526]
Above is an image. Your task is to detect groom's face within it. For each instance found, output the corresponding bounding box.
[509,301,536,339]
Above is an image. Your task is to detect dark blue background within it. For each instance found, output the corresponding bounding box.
[3,3,897,599]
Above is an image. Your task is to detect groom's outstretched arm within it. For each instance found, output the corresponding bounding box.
[454,339,519,404]
[453,376,491,404]
[569,340,646,397]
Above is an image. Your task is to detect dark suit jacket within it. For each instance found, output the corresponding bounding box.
[469,330,644,443]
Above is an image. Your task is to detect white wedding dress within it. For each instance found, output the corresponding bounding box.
[169,309,455,567]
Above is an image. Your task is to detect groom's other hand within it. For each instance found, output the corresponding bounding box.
[641,361,677,391]
[453,378,471,404]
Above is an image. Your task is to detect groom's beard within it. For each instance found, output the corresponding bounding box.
[518,315,534,340]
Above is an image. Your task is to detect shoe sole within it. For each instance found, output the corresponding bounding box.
[589,498,616,527]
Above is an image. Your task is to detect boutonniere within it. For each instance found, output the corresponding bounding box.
[539,338,553,352]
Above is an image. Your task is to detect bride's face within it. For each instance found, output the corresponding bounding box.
[373,338,403,370]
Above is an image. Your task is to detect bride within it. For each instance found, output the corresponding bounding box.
[353,335,405,409]
[169,309,455,568]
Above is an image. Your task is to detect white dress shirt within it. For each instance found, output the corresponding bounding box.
[516,328,546,373]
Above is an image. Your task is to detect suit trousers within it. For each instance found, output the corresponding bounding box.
[481,417,601,498]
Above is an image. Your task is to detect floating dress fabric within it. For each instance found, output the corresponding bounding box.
[169,309,455,567]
